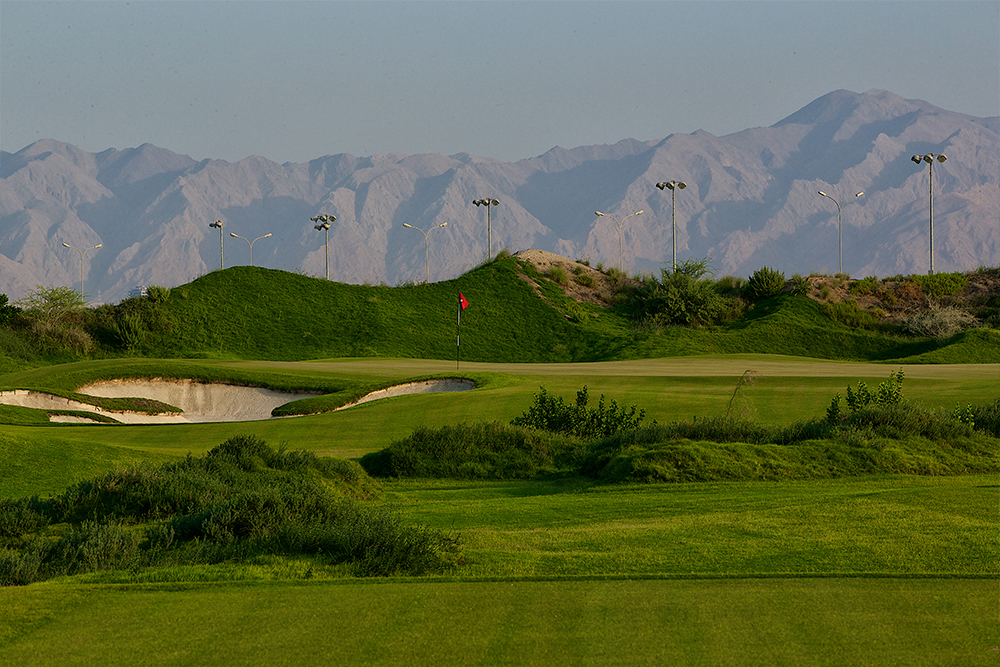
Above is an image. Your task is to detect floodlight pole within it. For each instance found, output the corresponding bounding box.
[817,190,864,275]
[229,232,272,267]
[656,181,687,271]
[472,198,500,259]
[911,153,947,274]
[61,241,102,300]
[210,220,225,269]
[403,222,448,283]
[311,214,336,280]
[595,209,643,272]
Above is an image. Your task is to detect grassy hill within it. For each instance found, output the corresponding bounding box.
[126,257,996,363]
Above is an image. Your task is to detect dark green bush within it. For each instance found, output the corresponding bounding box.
[912,272,968,298]
[744,266,786,302]
[821,299,881,329]
[360,422,585,480]
[512,385,649,439]
[626,259,744,327]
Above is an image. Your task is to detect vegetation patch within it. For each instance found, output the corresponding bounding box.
[359,423,585,480]
[0,436,462,585]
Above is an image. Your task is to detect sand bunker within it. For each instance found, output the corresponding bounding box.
[0,377,475,424]
[336,379,475,411]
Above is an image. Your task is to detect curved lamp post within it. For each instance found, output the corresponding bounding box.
[595,209,643,272]
[61,242,102,299]
[311,214,336,280]
[229,232,271,267]
[472,198,500,259]
[911,153,947,274]
[656,180,687,271]
[209,220,225,269]
[817,190,864,275]
[403,222,448,283]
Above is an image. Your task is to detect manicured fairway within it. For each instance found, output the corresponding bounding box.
[1,356,996,466]
[1,578,996,667]
[1,355,997,666]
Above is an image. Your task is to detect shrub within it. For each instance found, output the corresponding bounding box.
[821,299,881,329]
[359,422,585,480]
[844,368,905,413]
[575,273,595,288]
[0,294,20,326]
[848,276,879,296]
[905,307,979,338]
[744,266,785,302]
[145,285,170,304]
[545,265,569,286]
[627,258,744,327]
[512,385,649,439]
[912,272,968,299]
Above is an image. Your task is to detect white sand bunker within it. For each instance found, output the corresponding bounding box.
[73,379,323,424]
[336,378,475,411]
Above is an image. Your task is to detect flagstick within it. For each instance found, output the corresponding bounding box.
[456,294,461,370]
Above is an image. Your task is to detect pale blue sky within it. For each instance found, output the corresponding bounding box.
[2,1,998,163]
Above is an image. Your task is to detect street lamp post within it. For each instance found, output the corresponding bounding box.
[656,181,687,271]
[209,220,225,269]
[595,209,644,272]
[403,222,448,283]
[911,153,947,274]
[229,232,272,267]
[61,242,102,299]
[472,198,500,259]
[311,214,336,280]
[817,190,864,275]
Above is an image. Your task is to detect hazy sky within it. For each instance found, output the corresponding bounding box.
[2,1,998,164]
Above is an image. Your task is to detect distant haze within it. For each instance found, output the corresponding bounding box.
[1,89,997,304]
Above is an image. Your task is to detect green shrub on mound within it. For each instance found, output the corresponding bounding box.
[359,422,587,480]
[0,436,463,585]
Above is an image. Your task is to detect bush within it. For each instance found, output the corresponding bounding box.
[359,422,585,480]
[821,299,881,329]
[545,265,569,286]
[744,266,785,302]
[1,436,459,584]
[512,385,649,439]
[627,258,744,327]
[912,272,968,299]
[0,294,20,326]
[905,307,979,337]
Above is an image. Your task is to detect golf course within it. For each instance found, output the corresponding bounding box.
[1,255,998,666]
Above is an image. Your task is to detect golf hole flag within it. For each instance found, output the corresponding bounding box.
[457,292,469,368]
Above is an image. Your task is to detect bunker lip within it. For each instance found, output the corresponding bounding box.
[0,377,476,424]
[335,378,475,411]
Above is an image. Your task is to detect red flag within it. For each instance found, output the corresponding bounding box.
[459,292,469,310]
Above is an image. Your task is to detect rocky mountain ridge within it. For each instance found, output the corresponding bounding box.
[1,88,997,303]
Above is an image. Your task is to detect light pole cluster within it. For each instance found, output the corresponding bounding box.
[656,181,687,271]
[911,153,947,274]
[62,241,102,299]
[311,214,336,280]
[194,157,950,290]
[472,198,500,259]
[209,220,225,269]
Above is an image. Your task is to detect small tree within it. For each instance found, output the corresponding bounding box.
[15,286,86,325]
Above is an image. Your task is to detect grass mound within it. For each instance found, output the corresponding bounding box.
[582,403,999,483]
[0,436,462,585]
[359,423,586,480]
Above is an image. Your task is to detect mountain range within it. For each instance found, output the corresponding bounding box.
[1,89,997,304]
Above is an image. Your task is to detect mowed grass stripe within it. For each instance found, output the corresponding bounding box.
[0,579,995,667]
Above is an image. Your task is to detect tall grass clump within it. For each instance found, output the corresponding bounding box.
[0,436,462,585]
